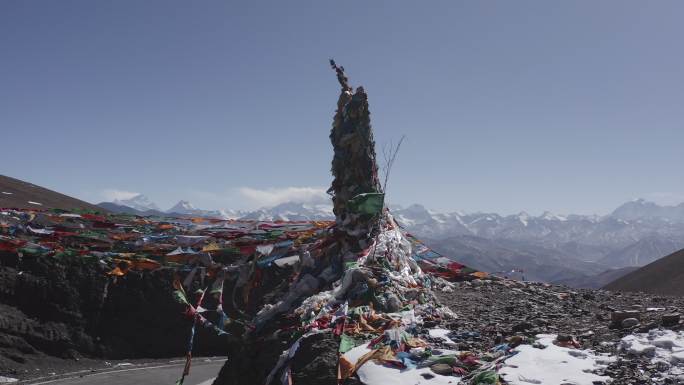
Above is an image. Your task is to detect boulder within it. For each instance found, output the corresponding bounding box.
[662,313,681,327]
[621,318,640,329]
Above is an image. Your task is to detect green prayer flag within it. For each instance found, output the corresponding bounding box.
[339,334,361,353]
[18,247,45,256]
[423,354,458,366]
[348,193,384,215]
[470,370,499,384]
[173,290,190,306]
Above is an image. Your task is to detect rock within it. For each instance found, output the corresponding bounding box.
[423,320,437,328]
[556,334,574,342]
[555,334,580,348]
[404,289,420,300]
[507,335,524,347]
[637,322,657,333]
[290,333,339,385]
[621,318,640,329]
[533,318,548,326]
[430,363,453,375]
[611,310,641,325]
[512,321,533,333]
[385,293,402,313]
[662,313,680,327]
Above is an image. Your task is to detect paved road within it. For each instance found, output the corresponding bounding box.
[28,359,225,385]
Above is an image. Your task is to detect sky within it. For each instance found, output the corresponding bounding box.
[2,1,684,215]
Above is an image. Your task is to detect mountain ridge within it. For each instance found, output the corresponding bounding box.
[0,174,105,212]
[95,196,684,286]
[604,248,684,296]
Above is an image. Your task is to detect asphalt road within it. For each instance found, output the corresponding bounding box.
[28,359,225,385]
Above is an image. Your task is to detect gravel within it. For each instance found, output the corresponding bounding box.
[436,278,684,384]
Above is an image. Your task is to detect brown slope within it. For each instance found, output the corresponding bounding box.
[0,174,104,212]
[604,248,684,296]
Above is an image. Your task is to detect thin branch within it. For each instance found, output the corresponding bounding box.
[382,135,406,194]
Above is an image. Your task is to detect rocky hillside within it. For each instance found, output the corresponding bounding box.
[605,248,684,296]
[0,175,104,212]
[435,278,684,385]
[554,266,639,289]
[0,259,226,376]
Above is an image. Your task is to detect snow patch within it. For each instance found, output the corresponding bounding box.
[428,328,458,348]
[621,329,684,375]
[342,344,460,385]
[499,334,614,385]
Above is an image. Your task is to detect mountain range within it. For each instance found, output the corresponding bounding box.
[97,194,332,221]
[98,195,684,287]
[390,202,684,285]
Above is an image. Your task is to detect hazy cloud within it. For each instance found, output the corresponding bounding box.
[101,189,140,202]
[644,192,684,206]
[237,186,329,207]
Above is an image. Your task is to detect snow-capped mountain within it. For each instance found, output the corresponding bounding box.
[100,198,244,219]
[611,198,684,223]
[388,202,684,285]
[112,194,160,212]
[240,202,333,221]
[167,200,197,214]
[97,195,684,285]
[390,203,684,253]
[163,200,331,221]
[165,200,245,219]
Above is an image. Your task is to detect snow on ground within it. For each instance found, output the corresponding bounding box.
[341,332,619,385]
[342,344,461,385]
[621,329,684,376]
[498,334,614,385]
[428,328,458,348]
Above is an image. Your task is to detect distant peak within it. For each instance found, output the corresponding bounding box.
[168,200,197,212]
[112,193,160,211]
[405,203,428,212]
[540,211,567,221]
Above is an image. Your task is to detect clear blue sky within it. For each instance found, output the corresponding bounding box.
[2,1,683,214]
